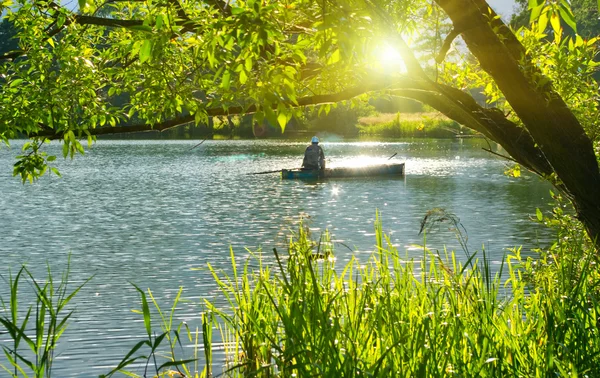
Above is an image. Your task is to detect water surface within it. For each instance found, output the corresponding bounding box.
[0,139,553,376]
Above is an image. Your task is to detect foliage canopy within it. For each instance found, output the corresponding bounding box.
[2,0,600,246]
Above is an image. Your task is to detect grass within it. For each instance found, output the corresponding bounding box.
[206,215,600,376]
[1,210,599,377]
[358,112,473,138]
[0,258,91,378]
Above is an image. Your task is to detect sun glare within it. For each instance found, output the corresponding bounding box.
[375,44,406,74]
[380,45,402,65]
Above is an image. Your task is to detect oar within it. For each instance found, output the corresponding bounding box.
[251,169,288,175]
[189,139,207,150]
[387,152,398,160]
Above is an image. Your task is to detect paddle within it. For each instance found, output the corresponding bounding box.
[189,139,207,150]
[387,152,397,160]
[251,169,289,175]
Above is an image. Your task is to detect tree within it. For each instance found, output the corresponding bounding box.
[1,0,600,248]
[512,0,600,38]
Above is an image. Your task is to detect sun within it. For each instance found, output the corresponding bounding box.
[380,45,402,65]
[374,43,406,74]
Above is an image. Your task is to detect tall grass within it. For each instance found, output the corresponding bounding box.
[0,259,90,378]
[358,112,472,138]
[99,284,213,378]
[206,219,600,377]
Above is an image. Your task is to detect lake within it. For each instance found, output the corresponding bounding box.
[0,138,553,376]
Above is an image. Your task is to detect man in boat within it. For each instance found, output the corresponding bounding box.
[302,136,325,170]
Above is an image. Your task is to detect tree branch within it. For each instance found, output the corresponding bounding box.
[204,0,232,16]
[435,28,460,64]
[31,77,401,139]
[0,50,25,61]
[74,15,144,28]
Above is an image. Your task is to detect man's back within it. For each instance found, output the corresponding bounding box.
[302,144,324,170]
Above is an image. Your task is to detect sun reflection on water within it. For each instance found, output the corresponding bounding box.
[327,155,398,168]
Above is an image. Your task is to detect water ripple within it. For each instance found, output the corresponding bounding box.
[0,139,552,376]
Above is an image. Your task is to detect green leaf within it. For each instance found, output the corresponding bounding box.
[550,14,561,35]
[277,111,287,130]
[62,142,69,158]
[10,79,23,88]
[538,11,549,33]
[530,4,545,23]
[131,284,152,338]
[528,0,544,9]
[78,0,86,10]
[75,141,85,154]
[557,3,577,32]
[264,105,277,127]
[239,69,248,84]
[221,70,231,90]
[253,111,265,126]
[57,13,66,28]
[231,7,245,15]
[536,208,543,222]
[157,359,197,371]
[139,40,153,63]
[327,49,340,65]
[47,155,56,162]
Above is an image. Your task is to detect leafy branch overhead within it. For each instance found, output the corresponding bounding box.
[1,0,600,247]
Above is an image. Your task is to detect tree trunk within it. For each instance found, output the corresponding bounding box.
[435,0,600,248]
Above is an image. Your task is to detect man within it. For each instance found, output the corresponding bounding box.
[302,136,325,170]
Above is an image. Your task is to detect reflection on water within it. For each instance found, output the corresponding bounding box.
[0,138,553,376]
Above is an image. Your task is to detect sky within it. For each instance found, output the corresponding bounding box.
[487,0,518,19]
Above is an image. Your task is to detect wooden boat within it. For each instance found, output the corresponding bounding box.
[281,163,405,180]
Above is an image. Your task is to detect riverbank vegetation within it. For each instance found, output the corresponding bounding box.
[357,112,471,138]
[2,208,598,377]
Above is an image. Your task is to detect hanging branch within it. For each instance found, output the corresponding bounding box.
[435,28,460,63]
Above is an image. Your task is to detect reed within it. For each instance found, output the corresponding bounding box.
[205,219,600,377]
[100,284,210,378]
[0,258,90,378]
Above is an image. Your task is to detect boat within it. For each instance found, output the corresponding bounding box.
[281,163,405,180]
